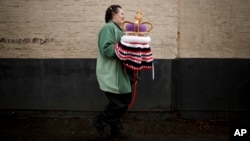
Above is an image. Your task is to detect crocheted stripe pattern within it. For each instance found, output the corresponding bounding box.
[115,35,154,71]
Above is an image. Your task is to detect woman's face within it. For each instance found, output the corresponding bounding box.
[112,8,124,26]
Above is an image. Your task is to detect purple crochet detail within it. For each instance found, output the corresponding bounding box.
[125,23,146,32]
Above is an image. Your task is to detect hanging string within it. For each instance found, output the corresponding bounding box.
[152,61,155,80]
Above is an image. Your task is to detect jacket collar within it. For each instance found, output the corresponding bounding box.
[110,21,122,31]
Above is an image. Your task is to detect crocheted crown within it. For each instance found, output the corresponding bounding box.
[122,10,153,36]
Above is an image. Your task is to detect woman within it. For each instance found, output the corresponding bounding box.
[93,5,133,140]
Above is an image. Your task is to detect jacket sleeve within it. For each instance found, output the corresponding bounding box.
[98,25,117,58]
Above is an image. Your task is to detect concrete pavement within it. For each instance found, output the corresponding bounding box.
[0,114,229,141]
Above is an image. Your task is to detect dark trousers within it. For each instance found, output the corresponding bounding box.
[97,92,132,132]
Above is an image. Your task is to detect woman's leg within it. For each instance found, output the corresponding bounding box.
[93,92,132,138]
[101,92,132,125]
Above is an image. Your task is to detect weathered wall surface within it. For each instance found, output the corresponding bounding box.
[0,0,178,59]
[178,0,250,58]
[1,0,249,59]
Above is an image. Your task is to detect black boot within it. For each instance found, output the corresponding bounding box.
[92,116,107,139]
[110,122,134,140]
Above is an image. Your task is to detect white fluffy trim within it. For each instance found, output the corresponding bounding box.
[121,35,151,43]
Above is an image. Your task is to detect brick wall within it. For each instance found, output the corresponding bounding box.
[0,0,249,59]
[0,0,177,59]
[178,0,250,58]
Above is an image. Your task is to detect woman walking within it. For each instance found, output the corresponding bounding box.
[93,5,133,140]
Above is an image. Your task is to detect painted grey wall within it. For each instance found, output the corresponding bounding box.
[172,59,250,120]
[0,59,171,112]
[1,59,250,120]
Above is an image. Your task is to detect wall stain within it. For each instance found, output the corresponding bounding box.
[0,38,54,45]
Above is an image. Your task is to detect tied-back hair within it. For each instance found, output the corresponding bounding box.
[105,5,121,23]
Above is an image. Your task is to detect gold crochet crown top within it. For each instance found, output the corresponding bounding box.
[122,10,153,36]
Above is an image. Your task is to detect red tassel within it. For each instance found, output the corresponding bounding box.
[128,70,137,108]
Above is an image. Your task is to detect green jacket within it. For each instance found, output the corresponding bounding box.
[96,22,132,94]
